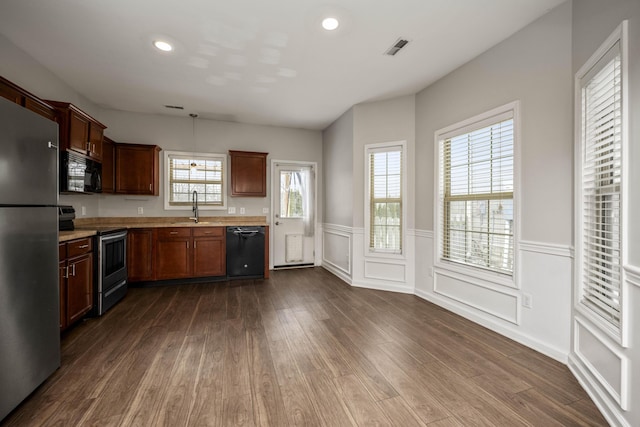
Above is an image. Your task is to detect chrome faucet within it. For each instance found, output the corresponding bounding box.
[190,190,199,223]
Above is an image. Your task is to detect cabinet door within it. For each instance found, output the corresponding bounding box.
[102,137,115,193]
[229,151,268,197]
[193,237,225,277]
[67,253,93,325]
[69,110,90,155]
[127,229,155,281]
[88,123,104,161]
[156,238,191,279]
[115,144,160,195]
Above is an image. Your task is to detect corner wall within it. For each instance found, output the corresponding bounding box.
[414,2,574,361]
[570,1,640,426]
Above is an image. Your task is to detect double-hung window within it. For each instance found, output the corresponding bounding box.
[164,151,227,210]
[576,21,627,340]
[366,143,404,254]
[436,104,517,276]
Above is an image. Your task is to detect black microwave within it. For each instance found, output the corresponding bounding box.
[60,151,102,194]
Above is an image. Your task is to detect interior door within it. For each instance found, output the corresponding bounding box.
[272,162,316,268]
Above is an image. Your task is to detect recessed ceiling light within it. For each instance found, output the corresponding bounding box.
[322,17,339,31]
[153,40,173,52]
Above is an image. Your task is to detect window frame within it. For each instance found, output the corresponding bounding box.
[434,101,520,288]
[364,141,406,257]
[574,21,629,347]
[163,150,227,211]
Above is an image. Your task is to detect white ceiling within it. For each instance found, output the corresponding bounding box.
[0,0,565,130]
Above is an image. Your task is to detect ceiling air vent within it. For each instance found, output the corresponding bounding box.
[384,38,410,56]
[164,105,184,110]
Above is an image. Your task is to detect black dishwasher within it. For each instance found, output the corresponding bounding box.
[226,226,265,278]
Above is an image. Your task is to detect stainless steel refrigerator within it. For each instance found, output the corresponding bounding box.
[0,97,60,421]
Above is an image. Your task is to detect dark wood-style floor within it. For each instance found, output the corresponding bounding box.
[2,267,607,426]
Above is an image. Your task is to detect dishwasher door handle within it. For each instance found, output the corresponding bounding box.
[233,230,259,237]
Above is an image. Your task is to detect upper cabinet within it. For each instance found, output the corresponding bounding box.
[229,150,268,197]
[47,101,106,162]
[114,143,162,195]
[0,75,58,122]
[101,137,116,193]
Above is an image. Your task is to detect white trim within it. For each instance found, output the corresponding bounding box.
[573,317,629,410]
[322,224,352,276]
[351,279,414,294]
[163,150,227,211]
[414,229,434,239]
[519,240,574,258]
[363,140,407,257]
[574,20,629,348]
[270,159,319,270]
[322,263,352,285]
[568,356,631,427]
[414,288,567,363]
[434,261,516,290]
[624,265,640,288]
[364,259,407,283]
[433,101,520,287]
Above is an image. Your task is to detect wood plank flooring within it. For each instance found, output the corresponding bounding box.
[1,267,607,426]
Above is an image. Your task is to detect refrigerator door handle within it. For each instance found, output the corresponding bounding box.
[47,141,58,150]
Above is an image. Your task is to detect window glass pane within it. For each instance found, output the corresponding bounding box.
[168,153,225,206]
[280,171,305,218]
[369,148,402,252]
[441,117,514,275]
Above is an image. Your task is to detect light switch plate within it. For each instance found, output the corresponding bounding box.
[137,207,144,215]
[240,207,246,215]
[228,207,236,214]
[262,207,269,214]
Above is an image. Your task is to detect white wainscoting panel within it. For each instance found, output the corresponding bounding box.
[434,269,519,324]
[322,223,352,283]
[574,318,629,410]
[364,259,406,283]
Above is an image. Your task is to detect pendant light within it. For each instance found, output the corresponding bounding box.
[189,113,198,172]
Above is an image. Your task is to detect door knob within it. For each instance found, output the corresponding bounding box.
[275,221,280,225]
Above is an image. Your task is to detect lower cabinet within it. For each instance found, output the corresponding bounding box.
[127,226,226,282]
[127,228,155,281]
[59,238,94,331]
[193,227,226,277]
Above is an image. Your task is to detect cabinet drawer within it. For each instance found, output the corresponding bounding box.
[157,228,191,239]
[192,227,224,237]
[59,243,67,261]
[67,238,93,257]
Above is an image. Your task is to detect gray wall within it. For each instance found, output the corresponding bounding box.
[353,95,416,229]
[97,109,323,220]
[322,108,354,227]
[571,1,640,426]
[415,1,573,246]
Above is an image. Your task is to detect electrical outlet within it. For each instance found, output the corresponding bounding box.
[137,207,144,215]
[81,206,86,216]
[522,293,533,309]
[262,207,269,214]
[228,207,236,214]
[240,207,246,215]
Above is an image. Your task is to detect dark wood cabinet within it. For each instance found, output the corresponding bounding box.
[1,75,58,121]
[59,237,94,331]
[193,227,226,277]
[127,229,155,282]
[156,228,192,280]
[102,137,116,193]
[115,143,161,195]
[47,100,106,161]
[229,150,268,197]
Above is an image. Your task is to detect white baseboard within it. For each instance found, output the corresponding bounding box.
[351,279,414,294]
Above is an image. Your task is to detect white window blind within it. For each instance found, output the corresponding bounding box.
[167,153,225,207]
[439,115,514,275]
[368,146,403,253]
[580,41,622,328]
